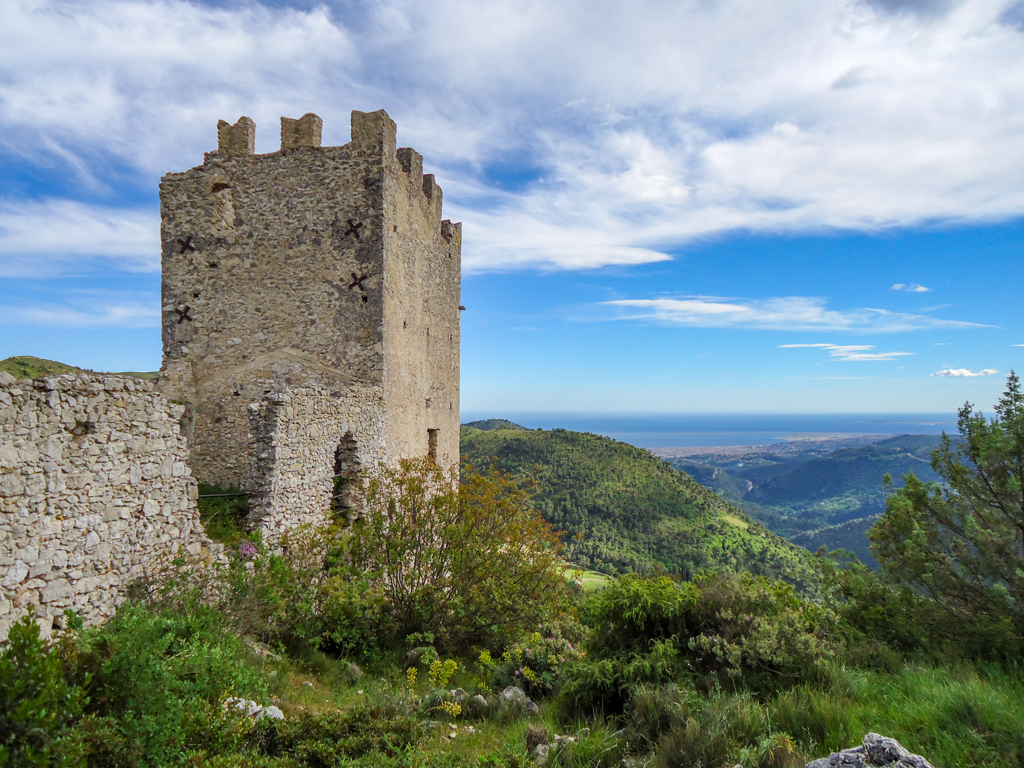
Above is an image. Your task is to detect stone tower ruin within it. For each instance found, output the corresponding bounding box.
[158,109,461,539]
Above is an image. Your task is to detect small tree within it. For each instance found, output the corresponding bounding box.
[0,617,86,768]
[871,372,1024,655]
[348,459,569,648]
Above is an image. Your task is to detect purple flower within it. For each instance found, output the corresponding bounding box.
[238,541,258,560]
[567,643,573,650]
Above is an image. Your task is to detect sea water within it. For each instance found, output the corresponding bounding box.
[458,413,958,449]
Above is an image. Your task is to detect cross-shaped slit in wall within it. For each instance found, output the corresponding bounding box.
[348,272,368,291]
[177,236,195,254]
[344,219,363,239]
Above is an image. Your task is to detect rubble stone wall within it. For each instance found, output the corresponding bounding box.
[0,373,214,640]
[246,386,385,543]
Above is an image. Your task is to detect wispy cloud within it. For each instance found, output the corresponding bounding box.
[0,291,159,328]
[600,296,986,332]
[891,283,931,292]
[0,200,160,276]
[780,343,913,361]
[1,0,1024,271]
[932,368,999,377]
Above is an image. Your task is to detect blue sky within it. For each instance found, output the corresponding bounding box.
[2,0,1023,414]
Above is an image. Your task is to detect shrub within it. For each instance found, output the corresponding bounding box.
[348,460,570,649]
[566,572,839,716]
[0,616,86,768]
[483,622,585,699]
[74,600,267,767]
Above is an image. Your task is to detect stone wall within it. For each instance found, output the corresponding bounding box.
[382,145,462,468]
[245,386,386,543]
[0,372,214,640]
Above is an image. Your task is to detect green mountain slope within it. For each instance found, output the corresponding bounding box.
[461,426,817,590]
[0,356,159,382]
[668,435,943,565]
[738,435,940,507]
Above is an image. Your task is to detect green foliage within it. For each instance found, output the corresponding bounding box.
[482,622,585,699]
[74,600,267,767]
[255,704,425,763]
[650,692,800,768]
[817,555,934,665]
[197,484,252,546]
[0,355,158,381]
[463,420,530,431]
[0,617,86,768]
[460,427,818,589]
[348,459,570,649]
[559,573,839,720]
[871,372,1024,656]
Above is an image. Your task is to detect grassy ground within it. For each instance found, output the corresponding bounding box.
[0,355,158,381]
[566,567,612,591]
[226,651,1024,768]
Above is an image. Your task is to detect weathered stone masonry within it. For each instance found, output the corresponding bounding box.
[159,109,461,538]
[0,373,214,640]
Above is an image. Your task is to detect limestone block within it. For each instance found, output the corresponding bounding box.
[2,561,28,587]
[41,580,73,603]
[13,589,38,609]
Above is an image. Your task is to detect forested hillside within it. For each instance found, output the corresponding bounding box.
[461,425,818,589]
[668,435,943,564]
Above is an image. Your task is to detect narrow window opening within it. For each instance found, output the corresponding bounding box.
[332,432,360,522]
[427,429,438,462]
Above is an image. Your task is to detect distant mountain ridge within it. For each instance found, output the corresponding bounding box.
[0,356,158,382]
[461,418,530,431]
[461,424,818,591]
[666,434,944,566]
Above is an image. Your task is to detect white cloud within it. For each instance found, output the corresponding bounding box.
[0,0,1023,271]
[780,343,913,361]
[0,200,160,276]
[0,291,159,328]
[932,367,999,376]
[601,295,986,332]
[891,283,931,292]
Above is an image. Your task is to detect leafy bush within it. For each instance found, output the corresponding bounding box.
[0,616,86,768]
[482,622,585,699]
[348,460,570,649]
[561,572,840,719]
[74,600,267,767]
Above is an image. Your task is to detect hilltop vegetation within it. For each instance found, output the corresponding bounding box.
[461,425,818,590]
[0,355,158,382]
[462,418,530,431]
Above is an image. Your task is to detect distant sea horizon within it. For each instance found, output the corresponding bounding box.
[459,412,959,449]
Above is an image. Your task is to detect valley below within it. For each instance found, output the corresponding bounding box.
[654,434,943,566]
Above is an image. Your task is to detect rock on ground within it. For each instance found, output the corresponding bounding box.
[805,733,933,768]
